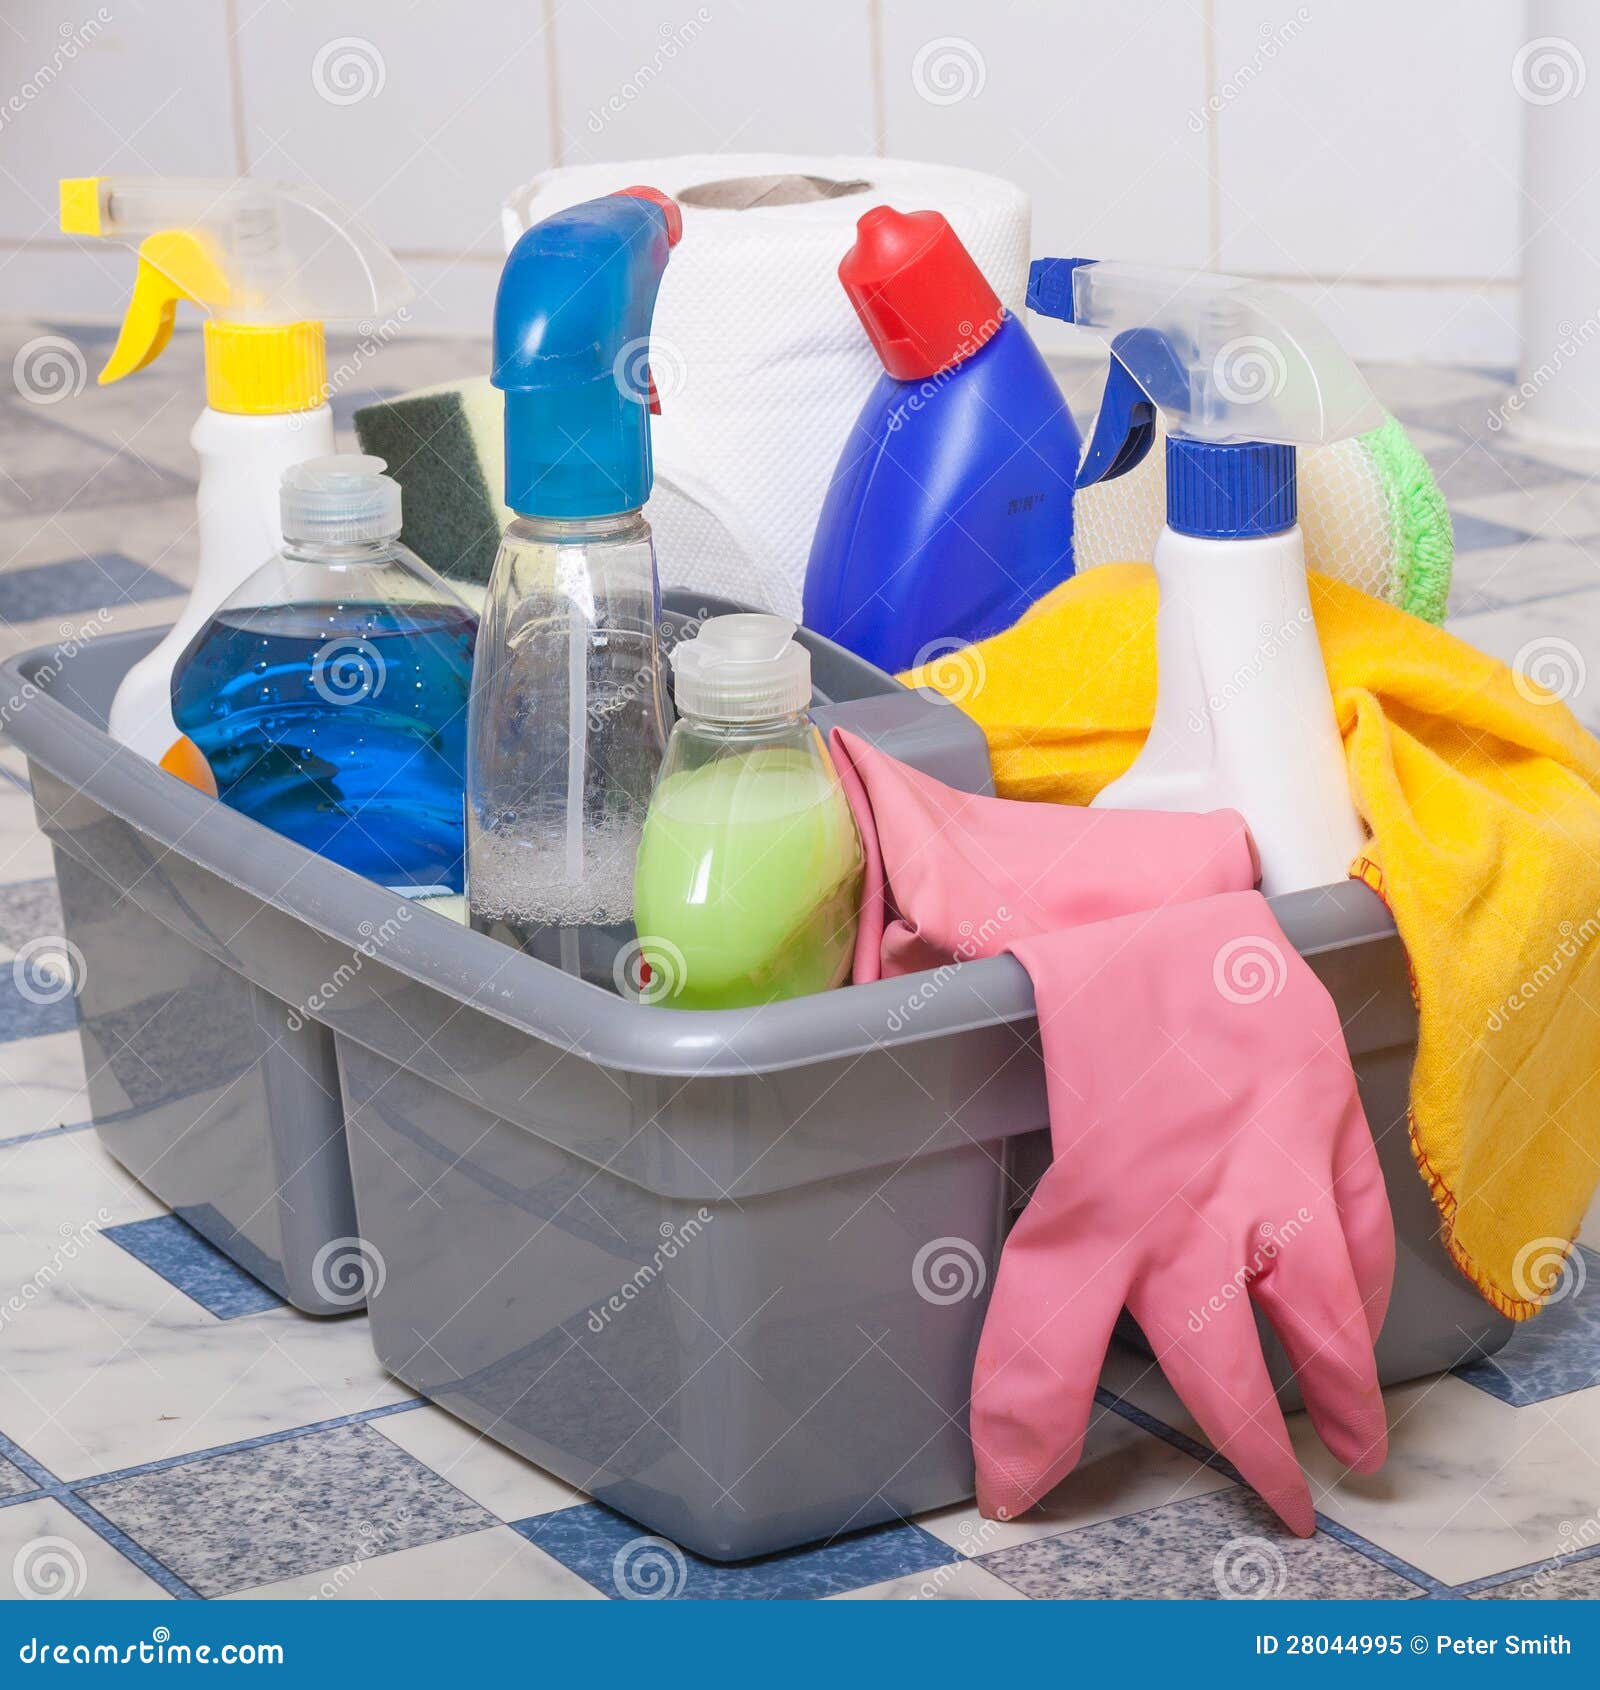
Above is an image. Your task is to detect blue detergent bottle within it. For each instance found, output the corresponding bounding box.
[804,207,1081,674]
[172,455,477,897]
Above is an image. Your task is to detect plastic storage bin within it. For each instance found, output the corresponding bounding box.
[1,596,1511,1560]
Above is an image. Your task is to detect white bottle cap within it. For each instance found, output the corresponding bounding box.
[671,613,812,722]
[280,454,403,545]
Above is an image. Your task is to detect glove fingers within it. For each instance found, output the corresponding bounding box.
[1330,1093,1397,1343]
[1250,1222,1388,1475]
[971,1174,1130,1521]
[1130,1288,1315,1538]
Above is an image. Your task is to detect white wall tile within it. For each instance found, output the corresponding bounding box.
[0,0,235,243]
[551,0,876,167]
[881,0,1212,269]
[234,0,552,256]
[1214,0,1525,281]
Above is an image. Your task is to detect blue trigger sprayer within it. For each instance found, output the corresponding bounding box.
[466,187,681,981]
[1028,258,1382,895]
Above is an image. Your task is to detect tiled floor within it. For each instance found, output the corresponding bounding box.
[2,321,1600,1601]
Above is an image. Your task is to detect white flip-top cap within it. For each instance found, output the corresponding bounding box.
[281,454,403,545]
[671,613,811,722]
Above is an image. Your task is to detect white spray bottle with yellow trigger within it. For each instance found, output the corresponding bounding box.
[59,177,412,762]
[1028,259,1381,895]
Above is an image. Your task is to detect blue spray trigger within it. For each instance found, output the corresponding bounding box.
[1075,327,1191,489]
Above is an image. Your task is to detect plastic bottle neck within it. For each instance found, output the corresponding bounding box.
[679,708,811,740]
[280,536,398,566]
[505,509,648,546]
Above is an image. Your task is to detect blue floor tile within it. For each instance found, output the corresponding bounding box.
[1454,1248,1600,1405]
[513,1503,957,1599]
[101,1215,285,1320]
[0,972,80,1043]
[0,552,182,622]
[1451,512,1538,552]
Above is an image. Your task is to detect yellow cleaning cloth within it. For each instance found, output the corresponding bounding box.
[905,563,1600,1320]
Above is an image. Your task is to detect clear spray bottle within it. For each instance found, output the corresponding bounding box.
[466,187,681,982]
[1028,259,1382,895]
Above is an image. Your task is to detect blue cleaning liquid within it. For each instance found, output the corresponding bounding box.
[173,601,476,894]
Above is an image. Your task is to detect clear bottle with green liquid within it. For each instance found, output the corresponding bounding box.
[632,615,863,1009]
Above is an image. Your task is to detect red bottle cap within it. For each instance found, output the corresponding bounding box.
[614,184,683,246]
[838,207,1003,381]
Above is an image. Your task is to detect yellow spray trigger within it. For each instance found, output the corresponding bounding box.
[99,230,230,386]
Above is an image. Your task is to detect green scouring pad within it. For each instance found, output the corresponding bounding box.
[354,377,509,592]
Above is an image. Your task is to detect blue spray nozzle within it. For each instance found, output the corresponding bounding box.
[492,190,679,520]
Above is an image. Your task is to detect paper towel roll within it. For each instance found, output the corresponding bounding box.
[503,156,1031,617]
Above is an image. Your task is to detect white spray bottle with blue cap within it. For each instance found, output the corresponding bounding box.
[466,186,681,980]
[1028,259,1379,895]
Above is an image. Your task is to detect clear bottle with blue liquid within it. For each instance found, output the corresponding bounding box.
[172,455,476,897]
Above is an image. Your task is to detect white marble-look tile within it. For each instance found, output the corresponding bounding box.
[230,1525,601,1600]
[0,1133,408,1481]
[0,792,58,885]
[1448,541,1600,612]
[1447,591,1600,733]
[832,1559,1027,1600]
[1455,482,1600,546]
[919,1391,1231,1559]
[0,1496,169,1600]
[1364,364,1513,414]
[371,1405,581,1523]
[0,1032,92,1141]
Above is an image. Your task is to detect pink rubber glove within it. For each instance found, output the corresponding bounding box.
[828,729,1259,981]
[979,892,1394,1537]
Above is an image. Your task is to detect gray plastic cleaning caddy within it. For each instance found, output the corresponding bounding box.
[2,593,1510,1561]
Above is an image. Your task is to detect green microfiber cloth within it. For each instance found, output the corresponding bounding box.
[354,377,509,590]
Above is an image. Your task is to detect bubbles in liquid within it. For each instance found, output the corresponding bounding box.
[466,811,641,928]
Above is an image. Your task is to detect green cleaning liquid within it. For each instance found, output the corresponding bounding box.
[634,746,863,1009]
